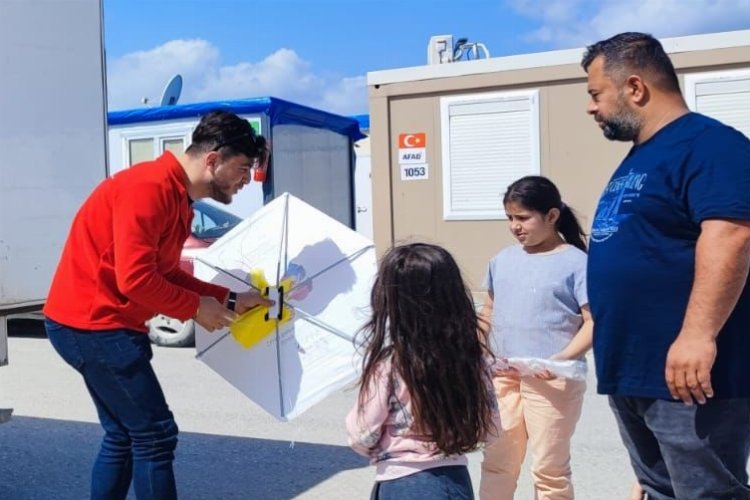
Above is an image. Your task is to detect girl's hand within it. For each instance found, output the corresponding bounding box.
[494,366,521,379]
[534,352,566,379]
[534,370,556,380]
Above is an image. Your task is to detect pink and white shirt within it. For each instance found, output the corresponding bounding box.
[345,357,499,481]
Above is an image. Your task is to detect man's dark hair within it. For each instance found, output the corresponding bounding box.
[581,32,681,93]
[186,110,268,164]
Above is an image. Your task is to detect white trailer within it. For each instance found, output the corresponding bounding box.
[0,0,109,419]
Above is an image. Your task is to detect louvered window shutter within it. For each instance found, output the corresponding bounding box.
[441,91,540,220]
[685,71,750,139]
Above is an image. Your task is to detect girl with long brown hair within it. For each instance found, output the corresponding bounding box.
[346,242,498,499]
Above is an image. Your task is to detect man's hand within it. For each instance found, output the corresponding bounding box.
[194,296,237,332]
[665,333,716,405]
[234,290,273,315]
[667,219,750,405]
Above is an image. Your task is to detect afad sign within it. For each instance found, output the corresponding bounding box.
[398,133,426,164]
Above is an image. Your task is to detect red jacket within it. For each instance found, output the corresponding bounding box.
[44,152,228,332]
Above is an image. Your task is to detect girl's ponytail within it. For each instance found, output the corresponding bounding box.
[558,204,587,253]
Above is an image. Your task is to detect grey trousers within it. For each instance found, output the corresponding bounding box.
[609,396,750,500]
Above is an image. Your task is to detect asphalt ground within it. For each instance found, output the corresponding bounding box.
[0,320,636,499]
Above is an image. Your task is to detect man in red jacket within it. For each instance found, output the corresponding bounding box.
[44,110,271,500]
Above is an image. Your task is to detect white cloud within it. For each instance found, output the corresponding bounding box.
[320,76,368,116]
[107,39,219,109]
[107,40,367,115]
[507,0,750,47]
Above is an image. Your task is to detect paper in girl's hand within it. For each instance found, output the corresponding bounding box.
[493,357,587,381]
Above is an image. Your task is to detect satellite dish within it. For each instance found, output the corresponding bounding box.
[159,74,182,106]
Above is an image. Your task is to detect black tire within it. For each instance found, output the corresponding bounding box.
[147,314,196,347]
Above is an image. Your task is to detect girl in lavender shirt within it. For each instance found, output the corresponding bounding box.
[346,243,499,499]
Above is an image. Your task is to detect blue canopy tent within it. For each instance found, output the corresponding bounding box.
[108,97,365,229]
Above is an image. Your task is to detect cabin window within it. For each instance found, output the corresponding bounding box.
[440,90,540,220]
[161,137,185,156]
[684,70,750,139]
[128,138,155,166]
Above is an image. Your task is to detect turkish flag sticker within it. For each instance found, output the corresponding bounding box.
[399,133,426,148]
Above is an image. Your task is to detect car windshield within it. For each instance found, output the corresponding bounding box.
[191,200,243,240]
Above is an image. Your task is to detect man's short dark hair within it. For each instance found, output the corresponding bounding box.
[186,110,268,164]
[581,32,681,93]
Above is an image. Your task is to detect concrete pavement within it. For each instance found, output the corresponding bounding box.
[0,320,635,499]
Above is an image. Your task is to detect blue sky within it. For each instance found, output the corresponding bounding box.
[104,0,750,115]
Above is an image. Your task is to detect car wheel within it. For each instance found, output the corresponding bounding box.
[147,314,195,347]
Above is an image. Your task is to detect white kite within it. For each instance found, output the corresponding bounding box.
[193,193,375,421]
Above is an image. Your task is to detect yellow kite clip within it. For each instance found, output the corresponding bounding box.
[229,268,295,349]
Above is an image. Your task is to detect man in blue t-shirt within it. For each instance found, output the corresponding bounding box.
[584,32,750,499]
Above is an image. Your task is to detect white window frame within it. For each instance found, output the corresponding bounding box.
[120,123,193,167]
[160,136,187,155]
[440,89,540,221]
[684,68,750,112]
[126,137,157,166]
[684,69,750,140]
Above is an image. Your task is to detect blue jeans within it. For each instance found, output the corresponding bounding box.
[609,396,750,500]
[45,319,178,500]
[372,465,474,500]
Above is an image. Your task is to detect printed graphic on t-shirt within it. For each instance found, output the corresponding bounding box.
[591,169,648,243]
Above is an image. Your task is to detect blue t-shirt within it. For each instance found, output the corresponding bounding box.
[589,112,750,399]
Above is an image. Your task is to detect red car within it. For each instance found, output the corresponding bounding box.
[147,200,242,347]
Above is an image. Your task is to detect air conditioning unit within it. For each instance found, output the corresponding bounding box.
[427,34,454,65]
